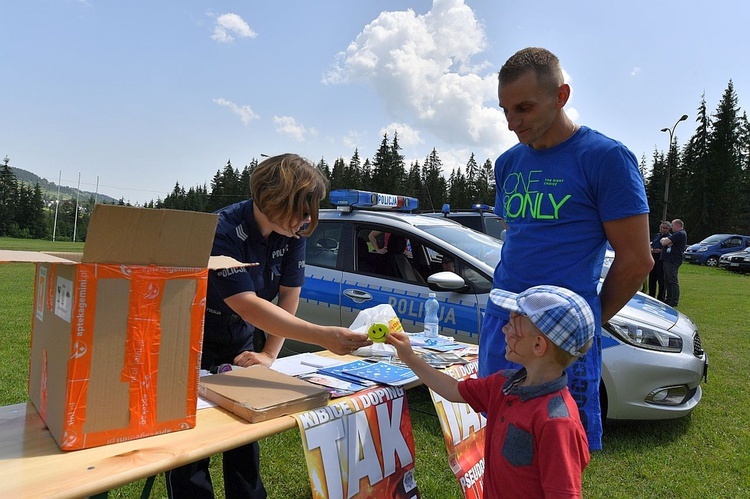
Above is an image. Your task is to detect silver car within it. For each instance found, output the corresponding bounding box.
[294,190,708,420]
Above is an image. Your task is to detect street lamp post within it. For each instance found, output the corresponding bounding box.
[661,114,689,222]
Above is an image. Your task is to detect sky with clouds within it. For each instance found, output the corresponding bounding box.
[2,0,749,204]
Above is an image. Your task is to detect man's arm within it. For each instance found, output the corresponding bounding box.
[600,213,654,323]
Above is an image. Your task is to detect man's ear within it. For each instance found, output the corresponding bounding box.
[556,83,571,108]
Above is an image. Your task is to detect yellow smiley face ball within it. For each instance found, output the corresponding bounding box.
[368,323,389,343]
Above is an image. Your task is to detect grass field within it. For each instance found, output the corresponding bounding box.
[2,239,749,498]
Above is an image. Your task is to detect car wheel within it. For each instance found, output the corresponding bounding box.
[599,381,608,422]
[706,256,719,267]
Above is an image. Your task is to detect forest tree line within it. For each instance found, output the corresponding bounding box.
[2,80,748,244]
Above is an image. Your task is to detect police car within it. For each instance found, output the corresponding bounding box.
[293,189,707,421]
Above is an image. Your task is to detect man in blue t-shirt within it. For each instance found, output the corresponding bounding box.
[166,154,370,499]
[479,47,653,451]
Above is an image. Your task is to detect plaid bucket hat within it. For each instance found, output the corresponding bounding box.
[489,285,595,357]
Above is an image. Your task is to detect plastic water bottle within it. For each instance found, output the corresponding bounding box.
[424,293,440,343]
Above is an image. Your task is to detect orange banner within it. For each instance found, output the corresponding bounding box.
[428,361,487,499]
[295,386,420,498]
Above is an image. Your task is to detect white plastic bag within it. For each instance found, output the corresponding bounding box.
[349,304,404,356]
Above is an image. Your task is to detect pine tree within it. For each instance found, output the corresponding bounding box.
[342,149,363,189]
[677,97,711,235]
[645,148,668,227]
[422,148,447,211]
[0,157,18,236]
[706,80,743,232]
[330,157,346,191]
[448,167,470,208]
[478,158,495,205]
[464,153,479,202]
[405,159,423,200]
[370,133,392,193]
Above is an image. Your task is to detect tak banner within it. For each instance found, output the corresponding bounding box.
[428,361,487,499]
[294,385,420,499]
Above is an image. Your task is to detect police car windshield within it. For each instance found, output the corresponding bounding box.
[415,224,502,268]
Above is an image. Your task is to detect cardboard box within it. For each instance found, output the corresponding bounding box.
[0,205,252,450]
[199,366,330,423]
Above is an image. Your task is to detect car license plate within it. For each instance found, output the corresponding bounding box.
[731,263,739,267]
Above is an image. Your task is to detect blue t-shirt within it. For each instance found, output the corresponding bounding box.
[203,199,306,366]
[489,126,649,326]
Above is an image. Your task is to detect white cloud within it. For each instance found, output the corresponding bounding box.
[273,116,318,142]
[631,66,641,77]
[323,0,516,154]
[210,13,257,43]
[213,98,259,125]
[379,123,423,147]
[342,130,367,150]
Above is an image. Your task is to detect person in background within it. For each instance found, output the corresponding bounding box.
[387,285,593,498]
[368,230,388,253]
[648,221,671,302]
[479,47,653,451]
[440,254,456,273]
[661,218,687,307]
[166,154,371,499]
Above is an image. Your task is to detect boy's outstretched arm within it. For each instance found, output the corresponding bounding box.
[386,332,465,403]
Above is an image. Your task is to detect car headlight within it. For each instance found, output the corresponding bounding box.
[697,247,708,252]
[605,321,683,353]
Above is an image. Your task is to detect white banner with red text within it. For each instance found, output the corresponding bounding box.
[428,361,487,499]
[294,385,420,498]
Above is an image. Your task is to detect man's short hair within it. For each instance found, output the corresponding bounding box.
[498,47,564,92]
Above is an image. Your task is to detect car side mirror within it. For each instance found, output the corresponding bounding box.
[427,271,469,292]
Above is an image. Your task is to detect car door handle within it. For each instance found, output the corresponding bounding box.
[343,289,373,303]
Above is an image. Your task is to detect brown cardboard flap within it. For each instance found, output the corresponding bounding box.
[83,205,219,267]
[199,366,329,423]
[207,255,259,270]
[44,252,83,262]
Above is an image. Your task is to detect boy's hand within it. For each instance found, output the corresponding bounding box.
[386,331,416,359]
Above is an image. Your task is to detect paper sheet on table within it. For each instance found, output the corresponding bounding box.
[271,352,344,376]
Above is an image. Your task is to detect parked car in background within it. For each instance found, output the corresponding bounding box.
[424,203,616,276]
[423,203,507,241]
[718,247,750,273]
[683,233,750,267]
[291,189,708,421]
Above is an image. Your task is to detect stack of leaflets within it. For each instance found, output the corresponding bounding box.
[389,350,469,369]
[316,359,420,388]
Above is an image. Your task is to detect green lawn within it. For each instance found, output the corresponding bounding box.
[1,240,749,498]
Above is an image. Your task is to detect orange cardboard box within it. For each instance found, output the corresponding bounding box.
[0,205,249,450]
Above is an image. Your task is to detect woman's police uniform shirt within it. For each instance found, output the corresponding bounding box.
[202,199,306,366]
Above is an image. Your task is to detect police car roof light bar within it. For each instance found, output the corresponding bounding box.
[329,189,419,212]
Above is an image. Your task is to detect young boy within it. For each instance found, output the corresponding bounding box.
[387,285,594,498]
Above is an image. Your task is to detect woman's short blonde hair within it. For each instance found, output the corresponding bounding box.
[250,154,328,237]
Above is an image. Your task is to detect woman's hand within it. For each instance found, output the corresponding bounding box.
[233,350,275,368]
[325,327,372,355]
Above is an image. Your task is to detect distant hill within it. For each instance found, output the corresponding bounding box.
[10,167,118,204]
